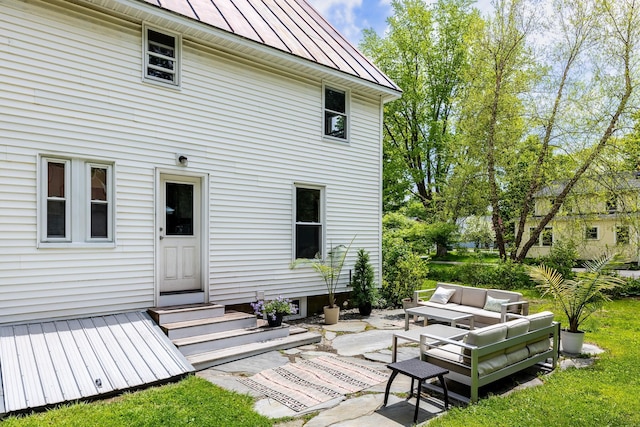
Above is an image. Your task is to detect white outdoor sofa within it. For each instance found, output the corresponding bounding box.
[419,311,560,403]
[414,283,529,327]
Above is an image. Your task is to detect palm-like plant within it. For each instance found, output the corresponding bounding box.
[528,254,623,333]
[291,238,354,308]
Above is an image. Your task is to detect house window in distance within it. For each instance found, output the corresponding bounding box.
[541,227,553,247]
[324,86,348,140]
[616,226,630,245]
[585,226,598,240]
[295,186,323,259]
[144,27,180,86]
[40,156,114,246]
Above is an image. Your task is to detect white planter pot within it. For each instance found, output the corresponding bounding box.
[561,329,585,354]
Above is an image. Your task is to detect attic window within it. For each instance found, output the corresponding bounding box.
[144,27,180,86]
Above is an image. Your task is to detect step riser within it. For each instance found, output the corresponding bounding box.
[177,327,290,356]
[165,317,257,339]
[154,306,225,324]
[188,333,322,370]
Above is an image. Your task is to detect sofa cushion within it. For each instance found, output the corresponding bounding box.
[483,295,511,312]
[461,287,487,308]
[430,287,456,304]
[487,289,523,313]
[436,283,463,305]
[464,323,508,348]
[477,354,509,376]
[528,338,551,355]
[505,347,530,364]
[505,318,530,354]
[506,318,530,338]
[527,311,555,331]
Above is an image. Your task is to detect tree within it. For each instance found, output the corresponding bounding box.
[360,0,480,218]
[463,0,638,260]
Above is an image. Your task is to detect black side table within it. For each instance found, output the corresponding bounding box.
[383,358,449,423]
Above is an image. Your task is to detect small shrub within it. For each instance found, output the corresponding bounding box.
[381,235,430,306]
[539,239,578,279]
[350,249,378,307]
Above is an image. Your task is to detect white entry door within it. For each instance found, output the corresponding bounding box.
[159,175,201,293]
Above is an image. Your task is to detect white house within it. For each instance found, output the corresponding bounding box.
[0,0,401,325]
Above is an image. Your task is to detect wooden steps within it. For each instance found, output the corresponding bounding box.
[148,304,321,369]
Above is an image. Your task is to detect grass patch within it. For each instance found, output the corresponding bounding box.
[1,376,272,427]
[428,297,640,426]
[431,251,501,263]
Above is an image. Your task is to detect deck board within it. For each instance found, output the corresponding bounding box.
[0,312,193,415]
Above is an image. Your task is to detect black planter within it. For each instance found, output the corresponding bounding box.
[267,313,284,327]
[358,302,372,317]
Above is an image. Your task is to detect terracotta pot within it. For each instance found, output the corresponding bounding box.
[561,329,585,354]
[402,298,417,310]
[323,305,340,325]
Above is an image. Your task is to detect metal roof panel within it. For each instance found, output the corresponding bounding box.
[139,0,400,91]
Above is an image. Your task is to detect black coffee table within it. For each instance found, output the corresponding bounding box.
[383,358,449,423]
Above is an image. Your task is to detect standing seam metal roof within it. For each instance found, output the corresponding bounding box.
[141,0,400,92]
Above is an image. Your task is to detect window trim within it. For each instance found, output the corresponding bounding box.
[585,226,599,240]
[322,83,350,142]
[38,155,115,248]
[293,184,325,260]
[143,24,181,88]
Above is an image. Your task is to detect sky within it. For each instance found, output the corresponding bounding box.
[308,0,493,48]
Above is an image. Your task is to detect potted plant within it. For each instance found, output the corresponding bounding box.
[291,238,354,325]
[351,248,378,316]
[251,296,298,327]
[528,254,623,353]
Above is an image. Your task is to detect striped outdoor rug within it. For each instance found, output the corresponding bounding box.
[240,356,389,412]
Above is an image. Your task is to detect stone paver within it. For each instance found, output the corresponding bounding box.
[332,329,397,356]
[197,308,601,427]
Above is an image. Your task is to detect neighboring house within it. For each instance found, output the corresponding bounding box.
[0,0,401,325]
[522,173,640,262]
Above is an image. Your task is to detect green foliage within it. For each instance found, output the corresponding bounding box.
[538,239,579,279]
[528,254,624,332]
[428,259,533,290]
[291,238,354,307]
[350,249,378,307]
[1,376,271,427]
[381,234,430,306]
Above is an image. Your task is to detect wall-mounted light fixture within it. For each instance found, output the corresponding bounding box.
[176,154,188,167]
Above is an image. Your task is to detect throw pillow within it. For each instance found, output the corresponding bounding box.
[483,295,510,312]
[429,287,456,304]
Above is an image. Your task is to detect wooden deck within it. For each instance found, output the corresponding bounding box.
[0,311,194,415]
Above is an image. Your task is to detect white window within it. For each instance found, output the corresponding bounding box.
[40,156,114,246]
[144,26,180,86]
[585,226,599,240]
[323,85,349,140]
[294,185,324,259]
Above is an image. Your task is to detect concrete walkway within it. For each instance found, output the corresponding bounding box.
[197,309,599,427]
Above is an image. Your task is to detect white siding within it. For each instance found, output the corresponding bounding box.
[0,0,384,323]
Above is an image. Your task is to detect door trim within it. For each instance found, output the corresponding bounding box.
[155,169,209,306]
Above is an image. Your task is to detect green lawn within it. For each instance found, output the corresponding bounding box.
[0,376,272,427]
[430,250,501,263]
[3,297,639,427]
